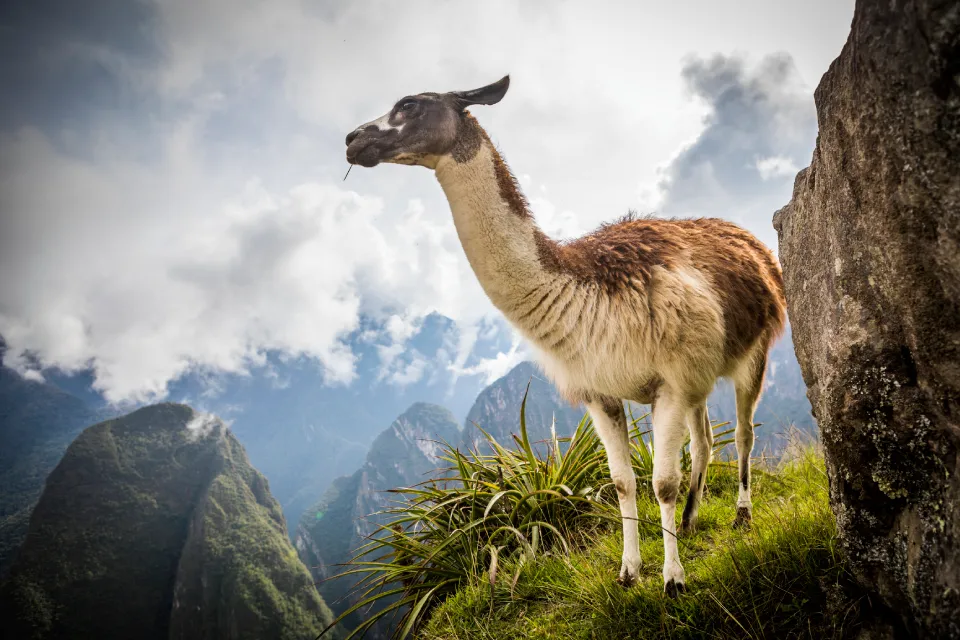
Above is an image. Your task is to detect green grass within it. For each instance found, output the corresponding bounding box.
[420,447,872,640]
[320,388,873,640]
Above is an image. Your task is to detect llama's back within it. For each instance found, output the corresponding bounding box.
[555,215,786,362]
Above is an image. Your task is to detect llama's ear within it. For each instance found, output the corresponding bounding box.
[451,75,510,110]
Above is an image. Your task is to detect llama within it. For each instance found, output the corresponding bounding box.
[344,76,786,595]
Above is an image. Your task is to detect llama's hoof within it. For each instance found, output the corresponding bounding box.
[664,579,686,599]
[615,562,640,588]
[679,518,697,536]
[733,506,752,529]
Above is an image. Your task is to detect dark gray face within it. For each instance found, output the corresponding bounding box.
[345,75,510,168]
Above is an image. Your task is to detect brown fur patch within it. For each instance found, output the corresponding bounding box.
[598,395,626,422]
[654,476,680,504]
[533,216,685,295]
[680,219,786,360]
[454,114,532,221]
[632,376,663,405]
[492,150,532,221]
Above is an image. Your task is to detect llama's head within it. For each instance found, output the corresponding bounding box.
[345,75,509,169]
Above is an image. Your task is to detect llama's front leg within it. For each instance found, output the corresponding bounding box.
[680,401,711,534]
[652,393,688,596]
[586,396,640,586]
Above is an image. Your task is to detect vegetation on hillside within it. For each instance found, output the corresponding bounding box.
[320,389,875,640]
[1,403,339,639]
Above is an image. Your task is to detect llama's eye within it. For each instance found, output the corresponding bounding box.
[400,101,416,112]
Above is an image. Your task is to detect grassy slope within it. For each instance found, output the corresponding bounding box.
[421,451,873,640]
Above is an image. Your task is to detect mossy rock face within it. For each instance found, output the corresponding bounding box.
[774,1,960,635]
[0,402,338,639]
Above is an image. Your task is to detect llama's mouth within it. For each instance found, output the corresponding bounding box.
[345,141,382,168]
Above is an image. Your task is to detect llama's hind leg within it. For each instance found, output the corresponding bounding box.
[680,401,712,534]
[585,396,640,586]
[733,349,767,529]
[651,389,690,597]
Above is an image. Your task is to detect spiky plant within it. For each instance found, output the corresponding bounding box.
[318,385,735,640]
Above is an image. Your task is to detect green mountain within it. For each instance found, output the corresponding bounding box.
[0,365,102,575]
[295,403,461,636]
[0,402,338,640]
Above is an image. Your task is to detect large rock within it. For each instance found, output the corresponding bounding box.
[773,2,960,636]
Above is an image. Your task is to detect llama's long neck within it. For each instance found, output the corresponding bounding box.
[433,134,555,314]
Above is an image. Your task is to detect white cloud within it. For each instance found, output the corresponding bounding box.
[22,370,46,384]
[452,335,526,386]
[0,0,854,402]
[384,353,430,388]
[641,53,819,251]
[185,409,228,441]
[756,155,800,180]
[0,125,502,402]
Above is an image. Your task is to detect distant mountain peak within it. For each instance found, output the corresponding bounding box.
[461,360,582,454]
[365,402,461,468]
[295,401,462,633]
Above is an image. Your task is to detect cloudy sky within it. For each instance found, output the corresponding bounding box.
[0,0,854,404]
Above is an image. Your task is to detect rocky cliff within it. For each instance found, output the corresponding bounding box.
[0,403,338,639]
[773,1,960,636]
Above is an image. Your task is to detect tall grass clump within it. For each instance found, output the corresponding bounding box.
[318,385,735,639]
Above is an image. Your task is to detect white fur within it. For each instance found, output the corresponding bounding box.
[355,112,405,135]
